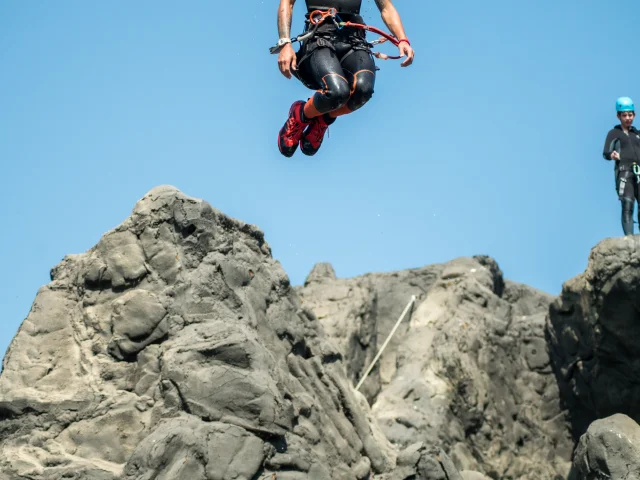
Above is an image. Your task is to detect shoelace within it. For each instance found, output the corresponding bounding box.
[307,120,329,144]
[284,116,307,141]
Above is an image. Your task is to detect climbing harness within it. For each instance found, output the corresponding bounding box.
[617,163,640,197]
[269,8,408,61]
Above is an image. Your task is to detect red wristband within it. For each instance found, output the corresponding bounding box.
[398,38,410,46]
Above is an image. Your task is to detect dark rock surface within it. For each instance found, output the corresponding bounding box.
[547,236,640,439]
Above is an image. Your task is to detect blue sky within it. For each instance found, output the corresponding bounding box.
[1,0,638,359]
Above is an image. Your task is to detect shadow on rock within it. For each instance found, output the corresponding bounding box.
[546,236,640,440]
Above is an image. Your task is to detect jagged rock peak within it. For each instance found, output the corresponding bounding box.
[1,185,418,480]
[304,262,337,286]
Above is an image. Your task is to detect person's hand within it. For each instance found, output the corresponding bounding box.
[278,44,297,79]
[399,41,414,67]
[611,151,621,161]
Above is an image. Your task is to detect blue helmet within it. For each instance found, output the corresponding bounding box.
[616,96,635,112]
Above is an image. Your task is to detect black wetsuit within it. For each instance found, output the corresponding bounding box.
[294,0,376,115]
[307,0,361,14]
[602,125,640,234]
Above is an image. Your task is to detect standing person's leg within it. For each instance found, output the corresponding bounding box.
[634,164,640,233]
[617,165,635,235]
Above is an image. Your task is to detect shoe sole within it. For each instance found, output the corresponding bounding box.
[300,133,322,156]
[300,142,319,156]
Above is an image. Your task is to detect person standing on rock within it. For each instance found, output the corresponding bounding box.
[603,97,640,235]
[273,0,414,157]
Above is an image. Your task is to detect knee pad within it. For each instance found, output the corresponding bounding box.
[347,71,375,111]
[321,74,351,111]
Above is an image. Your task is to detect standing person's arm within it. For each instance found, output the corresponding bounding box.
[374,0,414,67]
[277,0,298,79]
[603,130,620,160]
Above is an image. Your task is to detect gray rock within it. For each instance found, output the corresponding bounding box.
[569,414,640,480]
[7,184,604,479]
[296,263,442,399]
[122,415,266,480]
[304,262,337,286]
[375,443,465,480]
[0,185,397,479]
[460,472,491,480]
[546,236,640,438]
[298,255,573,479]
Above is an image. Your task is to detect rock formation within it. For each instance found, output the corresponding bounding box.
[569,413,640,479]
[297,257,574,479]
[547,236,640,440]
[5,185,640,479]
[0,186,413,480]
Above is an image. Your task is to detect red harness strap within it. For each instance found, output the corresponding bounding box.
[340,22,403,59]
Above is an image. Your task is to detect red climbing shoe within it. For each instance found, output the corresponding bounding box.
[278,101,309,157]
[300,115,333,156]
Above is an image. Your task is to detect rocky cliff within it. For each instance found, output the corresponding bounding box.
[547,236,640,437]
[4,186,640,479]
[545,236,640,479]
[297,257,574,479]
[0,186,405,479]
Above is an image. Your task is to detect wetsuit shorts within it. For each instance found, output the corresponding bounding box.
[293,14,377,114]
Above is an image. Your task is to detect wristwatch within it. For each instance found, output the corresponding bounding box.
[277,38,292,48]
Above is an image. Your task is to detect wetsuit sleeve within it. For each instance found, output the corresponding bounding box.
[602,130,619,160]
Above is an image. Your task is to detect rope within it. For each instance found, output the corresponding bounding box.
[354,295,416,392]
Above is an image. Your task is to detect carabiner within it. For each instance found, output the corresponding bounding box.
[309,8,337,25]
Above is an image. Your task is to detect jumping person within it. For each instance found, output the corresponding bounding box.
[275,0,414,157]
[603,97,640,235]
